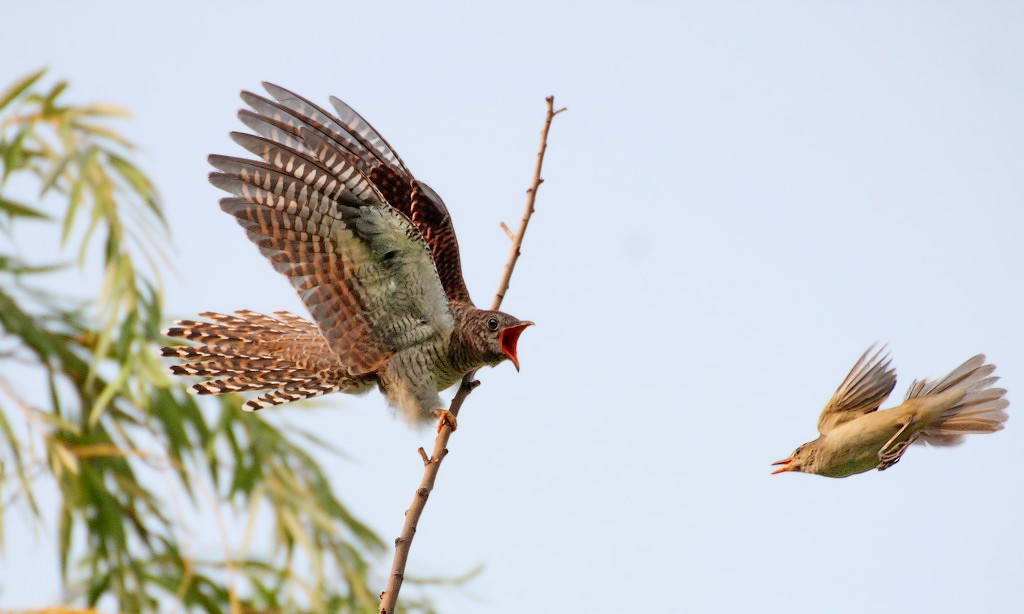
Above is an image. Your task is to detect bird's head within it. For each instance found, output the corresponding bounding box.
[464,310,533,371]
[771,440,821,475]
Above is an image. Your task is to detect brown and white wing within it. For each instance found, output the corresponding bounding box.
[209,115,454,375]
[235,83,474,306]
[816,345,897,434]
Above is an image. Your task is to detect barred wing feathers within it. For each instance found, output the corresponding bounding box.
[238,83,473,305]
[209,126,454,375]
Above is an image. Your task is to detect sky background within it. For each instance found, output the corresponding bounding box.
[2,1,1024,612]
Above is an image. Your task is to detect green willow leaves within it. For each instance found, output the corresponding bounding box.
[0,71,432,613]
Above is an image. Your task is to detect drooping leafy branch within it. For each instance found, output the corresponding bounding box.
[0,70,431,613]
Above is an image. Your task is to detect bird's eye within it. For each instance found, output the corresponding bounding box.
[487,317,499,332]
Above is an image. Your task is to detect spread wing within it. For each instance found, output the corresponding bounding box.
[233,83,474,306]
[208,88,457,375]
[816,345,897,434]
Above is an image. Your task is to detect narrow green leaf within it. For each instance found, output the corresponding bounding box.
[60,158,86,245]
[41,80,68,113]
[108,152,164,224]
[73,121,134,148]
[2,128,30,181]
[58,504,73,578]
[2,258,69,275]
[73,103,131,119]
[88,360,132,427]
[0,288,58,359]
[0,196,50,220]
[38,152,71,195]
[0,68,45,112]
[0,401,40,519]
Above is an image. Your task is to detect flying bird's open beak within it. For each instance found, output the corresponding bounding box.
[771,458,794,475]
[499,322,534,371]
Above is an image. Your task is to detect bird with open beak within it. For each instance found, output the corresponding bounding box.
[161,84,535,432]
[772,346,1009,478]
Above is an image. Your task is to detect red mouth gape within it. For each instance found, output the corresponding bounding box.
[499,322,534,371]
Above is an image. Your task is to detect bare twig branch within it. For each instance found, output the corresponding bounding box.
[378,96,564,614]
[492,96,566,310]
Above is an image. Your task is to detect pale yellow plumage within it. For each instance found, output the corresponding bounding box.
[772,347,1009,478]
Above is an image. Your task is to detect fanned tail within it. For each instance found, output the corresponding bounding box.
[162,310,368,411]
[906,354,1009,446]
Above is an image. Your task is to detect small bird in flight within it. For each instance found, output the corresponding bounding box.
[772,346,1008,478]
[162,84,533,430]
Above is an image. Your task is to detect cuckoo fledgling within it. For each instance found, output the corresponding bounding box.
[162,84,532,429]
[772,346,1009,478]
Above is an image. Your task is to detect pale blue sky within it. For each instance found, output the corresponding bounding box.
[2,1,1023,612]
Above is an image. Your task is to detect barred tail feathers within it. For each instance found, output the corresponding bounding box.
[906,354,1009,446]
[162,310,365,411]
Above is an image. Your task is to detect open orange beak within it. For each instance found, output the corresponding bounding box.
[771,458,794,475]
[499,322,534,371]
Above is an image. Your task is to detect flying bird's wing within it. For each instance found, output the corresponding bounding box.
[235,83,474,306]
[208,85,457,374]
[816,345,897,434]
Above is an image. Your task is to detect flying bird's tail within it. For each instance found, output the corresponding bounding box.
[905,354,1009,446]
[162,310,368,411]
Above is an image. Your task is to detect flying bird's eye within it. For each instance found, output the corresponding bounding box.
[487,317,499,332]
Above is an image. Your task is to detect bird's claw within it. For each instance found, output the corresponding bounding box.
[434,409,457,432]
[877,420,916,471]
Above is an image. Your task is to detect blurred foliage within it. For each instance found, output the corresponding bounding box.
[0,70,438,613]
